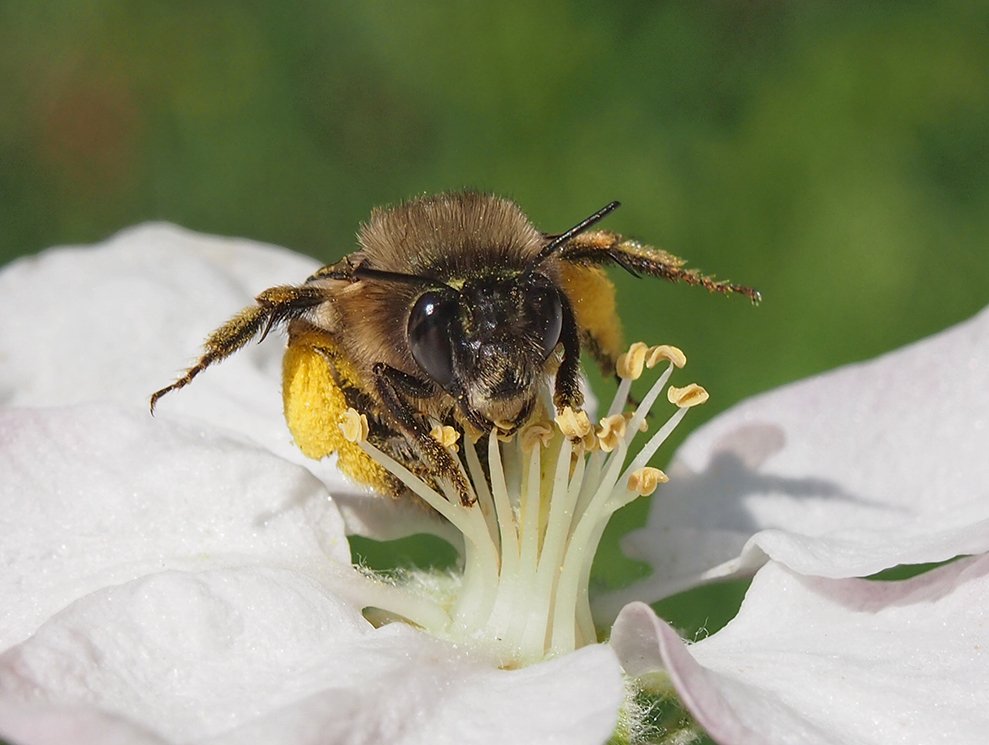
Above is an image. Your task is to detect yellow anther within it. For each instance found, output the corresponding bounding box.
[430,424,461,452]
[596,414,627,453]
[646,344,686,369]
[616,342,649,380]
[556,406,592,439]
[492,419,517,442]
[339,408,369,443]
[627,467,669,496]
[667,383,709,408]
[519,420,554,452]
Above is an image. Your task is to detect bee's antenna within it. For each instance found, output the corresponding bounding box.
[528,200,621,270]
[354,264,454,290]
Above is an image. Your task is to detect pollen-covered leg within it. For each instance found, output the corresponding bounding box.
[282,332,400,497]
[562,230,762,303]
[372,362,476,506]
[149,285,328,412]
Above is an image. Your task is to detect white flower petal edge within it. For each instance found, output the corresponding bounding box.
[1,223,317,415]
[0,223,453,542]
[0,404,625,745]
[610,304,989,607]
[1,567,624,745]
[611,555,989,745]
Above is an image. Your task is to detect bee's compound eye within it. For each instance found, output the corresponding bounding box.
[529,286,563,361]
[408,291,457,389]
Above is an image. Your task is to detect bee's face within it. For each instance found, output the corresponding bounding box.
[407,271,563,427]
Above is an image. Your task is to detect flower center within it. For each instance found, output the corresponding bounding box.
[340,342,705,668]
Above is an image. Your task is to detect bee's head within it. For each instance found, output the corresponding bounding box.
[354,197,620,431]
[406,271,564,428]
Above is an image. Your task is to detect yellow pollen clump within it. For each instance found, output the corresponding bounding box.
[596,414,627,453]
[646,344,686,369]
[616,342,649,380]
[519,420,554,452]
[627,467,669,496]
[430,424,461,452]
[556,406,593,439]
[667,383,709,408]
[339,408,369,443]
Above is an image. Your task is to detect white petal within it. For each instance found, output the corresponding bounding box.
[0,701,170,745]
[1,566,623,745]
[1,223,316,413]
[615,306,989,603]
[0,224,450,539]
[612,555,989,745]
[0,404,354,648]
[0,224,327,477]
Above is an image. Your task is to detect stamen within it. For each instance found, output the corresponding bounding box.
[616,341,649,380]
[597,414,627,453]
[646,344,686,369]
[430,424,461,451]
[347,342,702,669]
[667,383,709,408]
[519,420,554,452]
[627,467,668,497]
[339,408,369,442]
[624,411,649,433]
[556,406,592,439]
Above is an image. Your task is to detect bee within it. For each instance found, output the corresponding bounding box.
[150,191,759,505]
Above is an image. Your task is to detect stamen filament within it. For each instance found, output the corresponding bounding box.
[342,340,704,667]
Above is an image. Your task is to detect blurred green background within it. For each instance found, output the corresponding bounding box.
[3,3,987,646]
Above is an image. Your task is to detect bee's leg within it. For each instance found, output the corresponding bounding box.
[556,261,625,398]
[553,296,585,414]
[150,285,327,412]
[372,363,476,507]
[561,230,761,303]
[306,255,359,282]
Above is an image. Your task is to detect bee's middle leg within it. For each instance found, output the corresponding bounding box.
[372,363,475,506]
[553,298,585,414]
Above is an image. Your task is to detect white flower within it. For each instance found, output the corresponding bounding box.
[1,224,986,745]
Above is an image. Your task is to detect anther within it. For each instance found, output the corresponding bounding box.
[627,467,669,496]
[646,344,686,369]
[616,342,649,380]
[596,414,627,453]
[667,383,709,408]
[339,408,370,443]
[519,421,554,452]
[430,424,461,452]
[555,407,592,439]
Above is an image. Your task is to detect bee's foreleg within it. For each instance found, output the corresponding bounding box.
[150,285,327,412]
[371,363,476,507]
